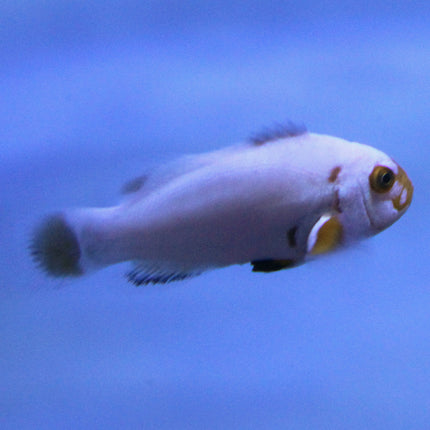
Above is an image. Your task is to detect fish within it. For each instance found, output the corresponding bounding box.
[30,123,413,285]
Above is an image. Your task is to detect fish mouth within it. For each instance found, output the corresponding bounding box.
[391,165,413,212]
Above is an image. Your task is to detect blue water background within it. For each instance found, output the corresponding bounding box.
[1,1,430,428]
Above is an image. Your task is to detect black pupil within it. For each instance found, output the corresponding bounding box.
[380,171,393,186]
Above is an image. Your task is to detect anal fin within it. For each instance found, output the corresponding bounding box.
[127,261,202,286]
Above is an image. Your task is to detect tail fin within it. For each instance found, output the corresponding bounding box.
[30,213,83,278]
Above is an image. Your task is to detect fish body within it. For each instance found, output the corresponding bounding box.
[31,127,413,284]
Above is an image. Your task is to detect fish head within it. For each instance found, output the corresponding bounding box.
[356,151,413,234]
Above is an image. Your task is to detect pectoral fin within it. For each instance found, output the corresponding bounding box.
[307,214,343,255]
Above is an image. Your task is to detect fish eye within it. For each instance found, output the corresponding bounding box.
[369,165,395,193]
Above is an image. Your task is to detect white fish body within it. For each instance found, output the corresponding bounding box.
[31,127,413,284]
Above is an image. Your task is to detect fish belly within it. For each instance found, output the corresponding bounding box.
[78,162,331,270]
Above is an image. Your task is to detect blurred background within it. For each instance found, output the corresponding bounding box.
[1,1,429,428]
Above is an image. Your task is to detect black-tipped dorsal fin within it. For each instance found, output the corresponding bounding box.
[127,261,203,285]
[250,121,307,145]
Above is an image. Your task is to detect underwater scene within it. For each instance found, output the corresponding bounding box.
[1,1,430,428]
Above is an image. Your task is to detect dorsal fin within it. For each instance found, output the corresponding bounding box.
[121,175,148,195]
[120,144,249,198]
[121,120,307,198]
[250,121,307,145]
[120,155,210,197]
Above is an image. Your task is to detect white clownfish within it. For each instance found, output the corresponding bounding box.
[31,124,413,285]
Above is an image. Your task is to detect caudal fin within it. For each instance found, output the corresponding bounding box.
[30,214,83,277]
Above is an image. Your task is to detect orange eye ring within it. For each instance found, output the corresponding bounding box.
[369,165,395,193]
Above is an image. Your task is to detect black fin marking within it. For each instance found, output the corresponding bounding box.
[30,214,83,277]
[287,226,298,248]
[127,262,202,286]
[251,259,296,273]
[250,121,307,145]
[121,175,148,195]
